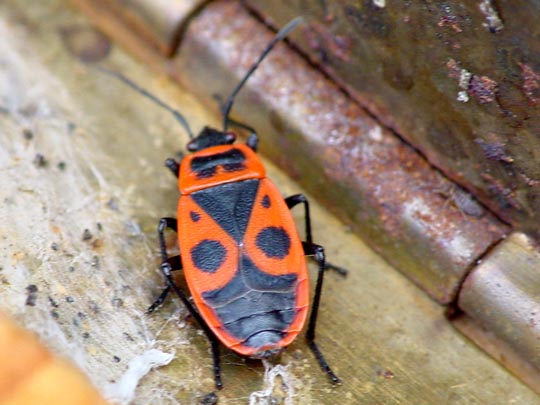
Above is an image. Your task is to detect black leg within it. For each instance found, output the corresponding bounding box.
[146,256,182,313]
[153,217,223,389]
[246,132,258,151]
[147,218,179,313]
[286,194,347,276]
[302,241,341,384]
[158,217,178,262]
[147,286,171,313]
[161,263,223,389]
[165,157,181,178]
[285,194,313,243]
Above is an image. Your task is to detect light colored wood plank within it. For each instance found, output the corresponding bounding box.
[0,1,537,403]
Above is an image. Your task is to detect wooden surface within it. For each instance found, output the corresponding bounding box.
[68,1,536,392]
[70,0,206,56]
[0,1,538,404]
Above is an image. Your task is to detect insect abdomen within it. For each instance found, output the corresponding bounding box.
[202,254,298,352]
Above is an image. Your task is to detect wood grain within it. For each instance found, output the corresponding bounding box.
[0,1,537,403]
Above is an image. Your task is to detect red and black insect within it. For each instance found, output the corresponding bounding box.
[104,18,346,389]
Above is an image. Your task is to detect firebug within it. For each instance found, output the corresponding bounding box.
[102,17,346,389]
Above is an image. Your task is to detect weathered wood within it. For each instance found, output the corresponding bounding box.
[71,0,206,56]
[0,1,538,403]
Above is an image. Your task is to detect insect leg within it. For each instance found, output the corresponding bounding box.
[148,218,180,312]
[154,217,223,389]
[147,255,182,313]
[302,241,341,384]
[285,194,313,243]
[157,217,178,260]
[245,132,259,151]
[161,263,223,389]
[286,195,347,276]
[164,154,183,178]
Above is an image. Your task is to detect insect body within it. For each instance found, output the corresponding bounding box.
[178,140,310,359]
[138,18,345,389]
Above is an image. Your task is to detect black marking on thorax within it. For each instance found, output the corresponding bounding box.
[191,148,246,179]
[191,179,259,243]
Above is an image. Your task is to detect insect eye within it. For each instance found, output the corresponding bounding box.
[224,132,236,144]
[187,140,199,151]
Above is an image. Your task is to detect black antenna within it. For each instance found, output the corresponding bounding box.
[222,17,303,131]
[95,65,195,140]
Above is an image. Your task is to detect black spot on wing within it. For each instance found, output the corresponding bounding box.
[261,194,271,208]
[190,211,200,222]
[191,239,226,273]
[192,179,259,242]
[256,226,291,259]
